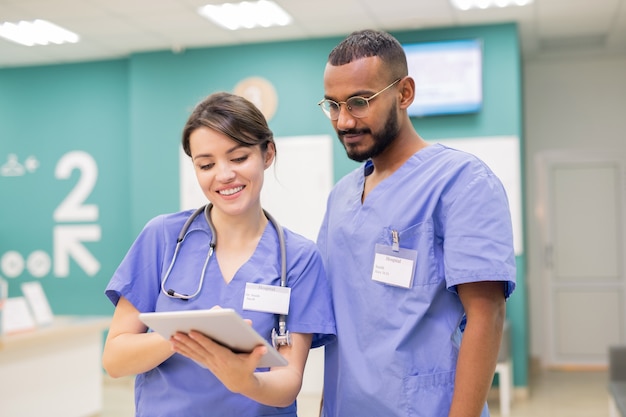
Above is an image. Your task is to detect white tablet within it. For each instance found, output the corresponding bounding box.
[138,308,288,368]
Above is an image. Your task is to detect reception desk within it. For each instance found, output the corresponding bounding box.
[0,316,111,417]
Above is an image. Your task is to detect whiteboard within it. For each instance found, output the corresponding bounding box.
[428,136,523,255]
[179,135,333,242]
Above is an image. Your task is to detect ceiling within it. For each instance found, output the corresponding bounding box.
[1,0,625,68]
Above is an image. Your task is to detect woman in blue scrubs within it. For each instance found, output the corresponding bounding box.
[102,92,336,417]
[316,30,516,417]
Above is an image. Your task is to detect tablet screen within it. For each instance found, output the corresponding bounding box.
[138,308,287,368]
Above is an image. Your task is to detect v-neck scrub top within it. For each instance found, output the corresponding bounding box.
[317,144,516,417]
[105,209,336,417]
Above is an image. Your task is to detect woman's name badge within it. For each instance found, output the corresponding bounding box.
[372,244,417,288]
[243,283,291,315]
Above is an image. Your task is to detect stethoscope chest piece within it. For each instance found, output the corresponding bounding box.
[271,325,291,348]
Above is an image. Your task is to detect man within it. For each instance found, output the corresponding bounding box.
[316,29,516,417]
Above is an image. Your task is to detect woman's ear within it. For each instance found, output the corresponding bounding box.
[264,141,276,169]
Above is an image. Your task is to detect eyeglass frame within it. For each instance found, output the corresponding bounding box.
[317,78,401,120]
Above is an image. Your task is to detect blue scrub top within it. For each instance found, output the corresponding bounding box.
[106,209,336,417]
[317,144,516,417]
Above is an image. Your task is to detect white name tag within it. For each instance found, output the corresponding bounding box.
[242,283,291,315]
[371,244,417,289]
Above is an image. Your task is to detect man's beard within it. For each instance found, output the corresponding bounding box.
[338,103,399,163]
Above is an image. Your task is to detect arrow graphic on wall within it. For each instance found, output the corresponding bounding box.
[53,224,101,277]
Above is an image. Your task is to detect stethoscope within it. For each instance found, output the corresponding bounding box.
[160,203,292,348]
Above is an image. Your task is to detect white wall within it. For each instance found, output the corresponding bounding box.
[523,52,626,363]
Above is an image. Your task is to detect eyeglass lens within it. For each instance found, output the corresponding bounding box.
[322,97,368,120]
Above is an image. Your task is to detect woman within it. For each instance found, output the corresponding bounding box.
[102,92,336,416]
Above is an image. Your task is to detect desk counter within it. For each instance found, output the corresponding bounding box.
[0,316,111,417]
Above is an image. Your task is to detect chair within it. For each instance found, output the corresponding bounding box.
[609,346,626,417]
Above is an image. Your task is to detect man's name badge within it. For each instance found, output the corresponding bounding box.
[371,244,417,289]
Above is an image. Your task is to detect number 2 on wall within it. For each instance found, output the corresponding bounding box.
[53,151,99,222]
[52,150,101,277]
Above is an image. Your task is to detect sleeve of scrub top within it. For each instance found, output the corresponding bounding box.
[105,215,170,312]
[283,231,336,348]
[442,168,516,298]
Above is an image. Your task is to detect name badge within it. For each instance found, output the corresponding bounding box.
[372,243,417,289]
[242,283,291,315]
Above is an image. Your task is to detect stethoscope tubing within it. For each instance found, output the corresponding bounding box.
[159,203,291,346]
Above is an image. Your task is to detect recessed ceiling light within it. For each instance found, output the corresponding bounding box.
[198,0,292,30]
[0,19,79,46]
[450,0,533,11]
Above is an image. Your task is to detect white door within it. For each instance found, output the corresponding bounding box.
[536,151,626,367]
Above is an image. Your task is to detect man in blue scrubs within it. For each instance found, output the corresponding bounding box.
[316,29,516,417]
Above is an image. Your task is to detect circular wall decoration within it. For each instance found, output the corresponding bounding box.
[233,77,278,121]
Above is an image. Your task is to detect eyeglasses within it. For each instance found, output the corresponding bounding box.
[317,79,401,121]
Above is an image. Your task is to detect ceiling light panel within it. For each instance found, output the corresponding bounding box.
[198,0,292,30]
[451,0,534,11]
[0,19,80,46]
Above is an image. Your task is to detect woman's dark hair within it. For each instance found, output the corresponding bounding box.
[182,92,274,157]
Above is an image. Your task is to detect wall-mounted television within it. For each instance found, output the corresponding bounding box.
[403,38,483,117]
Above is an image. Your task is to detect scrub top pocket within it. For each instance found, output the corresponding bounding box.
[381,219,439,287]
[402,370,455,417]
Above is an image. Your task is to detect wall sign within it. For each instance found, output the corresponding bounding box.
[0,151,101,280]
[233,76,278,122]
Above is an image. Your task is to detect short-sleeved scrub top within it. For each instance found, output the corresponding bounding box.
[106,208,336,417]
[317,144,516,417]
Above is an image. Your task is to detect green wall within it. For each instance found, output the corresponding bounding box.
[0,60,130,315]
[0,23,527,387]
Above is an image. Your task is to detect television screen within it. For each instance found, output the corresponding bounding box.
[403,39,483,117]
